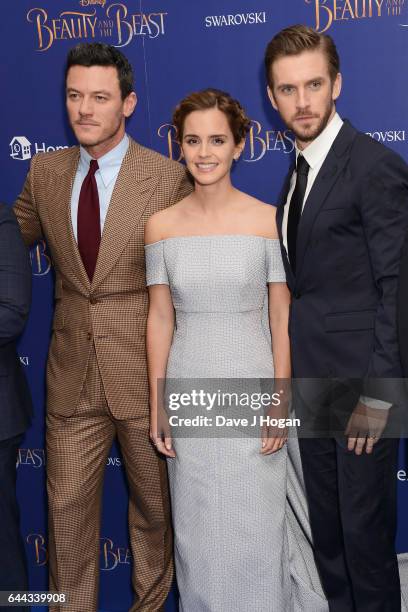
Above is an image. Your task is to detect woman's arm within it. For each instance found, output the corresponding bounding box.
[268,282,291,380]
[260,281,291,455]
[145,213,176,457]
[146,284,176,457]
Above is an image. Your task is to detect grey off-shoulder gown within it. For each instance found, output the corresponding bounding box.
[145,235,328,612]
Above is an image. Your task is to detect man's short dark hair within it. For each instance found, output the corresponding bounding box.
[65,42,134,99]
[264,24,340,88]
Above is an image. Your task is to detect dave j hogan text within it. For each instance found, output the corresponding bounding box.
[168,415,300,428]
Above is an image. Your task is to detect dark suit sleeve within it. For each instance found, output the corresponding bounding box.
[13,156,43,246]
[0,206,32,346]
[360,150,408,392]
[398,230,408,376]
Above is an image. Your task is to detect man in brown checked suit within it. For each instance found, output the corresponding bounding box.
[13,43,191,611]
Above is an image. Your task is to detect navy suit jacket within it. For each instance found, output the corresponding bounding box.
[398,231,408,378]
[0,203,32,441]
[276,120,408,405]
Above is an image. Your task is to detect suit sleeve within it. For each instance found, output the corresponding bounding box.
[0,206,32,346]
[360,150,408,401]
[169,166,193,206]
[398,230,408,376]
[13,155,43,246]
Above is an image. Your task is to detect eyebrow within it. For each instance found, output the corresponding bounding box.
[277,76,325,89]
[66,87,112,95]
[183,133,228,138]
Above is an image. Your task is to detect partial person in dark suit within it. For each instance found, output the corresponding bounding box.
[265,25,408,612]
[0,204,32,609]
[398,232,408,378]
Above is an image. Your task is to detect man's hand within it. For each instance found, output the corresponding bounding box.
[345,401,389,455]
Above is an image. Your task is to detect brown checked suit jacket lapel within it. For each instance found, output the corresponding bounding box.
[91,138,160,291]
[46,147,91,292]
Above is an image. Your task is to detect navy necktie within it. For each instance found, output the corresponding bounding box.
[287,154,309,274]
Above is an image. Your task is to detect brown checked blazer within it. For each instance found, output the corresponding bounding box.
[14,137,192,419]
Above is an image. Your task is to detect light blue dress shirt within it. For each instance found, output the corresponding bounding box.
[70,133,130,241]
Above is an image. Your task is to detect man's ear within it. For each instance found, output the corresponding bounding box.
[332,73,342,102]
[267,85,278,111]
[124,91,137,118]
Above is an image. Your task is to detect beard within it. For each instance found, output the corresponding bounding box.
[289,101,334,145]
[70,112,124,150]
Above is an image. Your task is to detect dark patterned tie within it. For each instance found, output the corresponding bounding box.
[287,154,309,274]
[77,159,101,281]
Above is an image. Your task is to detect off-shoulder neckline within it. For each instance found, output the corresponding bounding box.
[145,235,280,247]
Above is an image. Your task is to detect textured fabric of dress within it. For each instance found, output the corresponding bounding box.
[145,235,328,612]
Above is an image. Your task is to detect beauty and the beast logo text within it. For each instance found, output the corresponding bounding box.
[26,534,131,570]
[306,0,406,33]
[100,537,131,570]
[17,448,46,469]
[30,241,52,276]
[79,0,107,7]
[158,121,295,163]
[26,533,48,566]
[27,3,167,51]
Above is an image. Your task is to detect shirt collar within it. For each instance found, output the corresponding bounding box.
[79,133,129,188]
[295,112,343,170]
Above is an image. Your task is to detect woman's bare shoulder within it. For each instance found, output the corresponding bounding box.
[144,196,193,244]
[237,193,279,239]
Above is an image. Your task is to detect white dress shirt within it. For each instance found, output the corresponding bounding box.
[282,112,343,254]
[283,113,389,411]
[70,133,129,241]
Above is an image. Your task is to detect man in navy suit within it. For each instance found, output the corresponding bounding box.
[265,25,408,612]
[0,203,32,607]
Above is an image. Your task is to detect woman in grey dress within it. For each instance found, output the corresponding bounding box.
[144,89,327,611]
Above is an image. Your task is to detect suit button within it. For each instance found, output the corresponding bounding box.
[90,297,97,305]
[87,332,92,340]
[293,292,301,299]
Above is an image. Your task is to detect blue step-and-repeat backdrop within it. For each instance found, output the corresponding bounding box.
[1,1,408,610]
